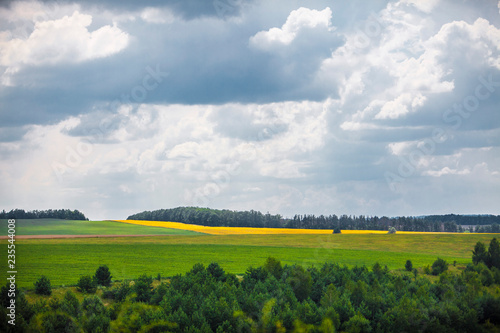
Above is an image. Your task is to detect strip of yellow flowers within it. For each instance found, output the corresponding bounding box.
[113,220,411,235]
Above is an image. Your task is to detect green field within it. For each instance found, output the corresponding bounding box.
[1,230,497,288]
[0,219,201,236]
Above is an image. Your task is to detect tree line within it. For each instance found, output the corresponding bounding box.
[0,209,88,220]
[472,238,500,270]
[128,207,500,233]
[3,241,500,332]
[128,207,282,228]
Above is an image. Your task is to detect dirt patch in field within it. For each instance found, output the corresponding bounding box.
[0,234,167,239]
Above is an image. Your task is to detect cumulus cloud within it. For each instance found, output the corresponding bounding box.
[0,98,331,218]
[401,0,440,13]
[250,7,333,49]
[375,93,426,119]
[326,1,500,136]
[428,18,500,71]
[140,7,175,24]
[0,10,129,85]
[424,166,470,177]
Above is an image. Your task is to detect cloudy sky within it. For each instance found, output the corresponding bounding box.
[1,0,499,220]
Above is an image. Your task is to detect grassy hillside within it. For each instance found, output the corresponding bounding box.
[0,219,202,236]
[1,233,495,288]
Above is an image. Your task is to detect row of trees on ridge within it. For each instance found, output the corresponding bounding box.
[128,207,500,233]
[0,209,88,220]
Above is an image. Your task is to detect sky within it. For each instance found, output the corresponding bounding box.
[0,0,499,220]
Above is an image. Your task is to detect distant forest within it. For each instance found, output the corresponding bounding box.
[128,207,500,233]
[0,208,88,220]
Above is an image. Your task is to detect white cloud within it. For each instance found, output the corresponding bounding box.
[340,121,379,131]
[258,159,307,179]
[427,18,500,71]
[140,7,175,24]
[387,141,414,156]
[0,98,331,217]
[0,10,129,85]
[424,167,470,177]
[0,1,80,30]
[400,0,440,13]
[376,93,423,119]
[321,2,500,128]
[243,186,261,192]
[250,7,332,49]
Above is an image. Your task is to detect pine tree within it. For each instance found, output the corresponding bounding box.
[487,238,500,269]
[472,242,488,265]
[94,265,112,287]
[405,260,413,272]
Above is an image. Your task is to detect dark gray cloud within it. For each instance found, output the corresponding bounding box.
[0,1,342,129]
[0,126,28,142]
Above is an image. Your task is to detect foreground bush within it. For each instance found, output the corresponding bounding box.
[81,295,110,332]
[77,275,97,294]
[34,276,52,296]
[431,258,449,275]
[405,260,413,272]
[30,311,80,332]
[94,265,112,287]
[21,254,500,332]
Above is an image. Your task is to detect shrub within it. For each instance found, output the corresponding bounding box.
[288,265,312,302]
[94,265,112,287]
[82,295,107,316]
[473,241,488,265]
[49,297,61,310]
[116,282,132,302]
[207,262,225,281]
[432,258,449,276]
[31,311,80,333]
[492,267,500,285]
[478,294,500,325]
[1,282,14,307]
[103,282,131,302]
[102,288,115,300]
[388,227,397,234]
[343,312,371,333]
[84,313,110,333]
[481,269,494,287]
[263,257,283,280]
[60,290,80,318]
[150,283,169,305]
[77,275,97,294]
[135,274,153,303]
[372,262,383,277]
[405,260,413,272]
[81,295,110,333]
[488,238,500,269]
[34,276,52,296]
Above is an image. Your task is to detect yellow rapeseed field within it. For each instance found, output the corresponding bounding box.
[113,220,394,235]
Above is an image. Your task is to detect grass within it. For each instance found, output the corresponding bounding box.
[0,219,201,236]
[1,233,496,288]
